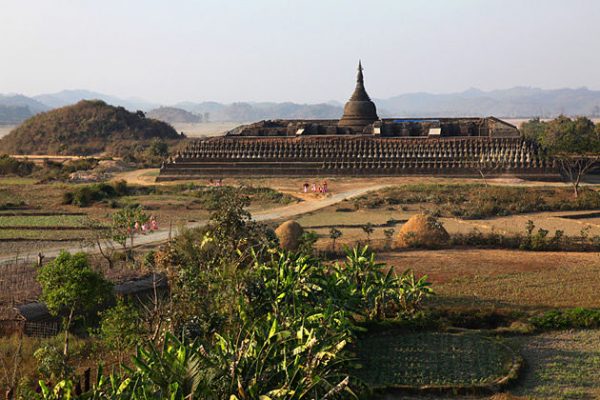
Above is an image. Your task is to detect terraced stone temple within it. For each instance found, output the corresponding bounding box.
[158,62,556,180]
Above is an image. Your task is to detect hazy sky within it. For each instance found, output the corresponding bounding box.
[1,0,599,104]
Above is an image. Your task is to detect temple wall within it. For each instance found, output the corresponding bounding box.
[158,136,557,180]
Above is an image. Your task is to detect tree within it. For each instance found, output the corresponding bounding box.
[100,300,144,367]
[537,116,600,197]
[361,223,374,244]
[329,227,342,252]
[383,228,395,250]
[521,117,546,142]
[148,138,169,158]
[203,112,210,123]
[111,205,149,259]
[84,217,117,269]
[37,251,113,359]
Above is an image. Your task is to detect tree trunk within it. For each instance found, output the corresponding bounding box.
[478,169,488,186]
[64,307,75,358]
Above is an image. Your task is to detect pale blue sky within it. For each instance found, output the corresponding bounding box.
[1,0,599,104]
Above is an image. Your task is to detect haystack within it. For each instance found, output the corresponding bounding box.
[395,214,449,248]
[275,220,304,251]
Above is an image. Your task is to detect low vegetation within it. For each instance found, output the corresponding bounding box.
[357,331,517,389]
[352,184,600,218]
[62,181,132,207]
[530,307,600,330]
[0,155,100,182]
[4,190,434,399]
[522,116,600,197]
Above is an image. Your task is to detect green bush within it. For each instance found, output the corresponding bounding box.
[0,154,35,176]
[530,308,600,330]
[62,181,130,207]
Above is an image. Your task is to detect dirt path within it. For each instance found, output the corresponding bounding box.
[112,168,160,185]
[0,184,388,266]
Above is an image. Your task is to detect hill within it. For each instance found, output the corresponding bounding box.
[0,105,33,125]
[147,106,202,124]
[0,94,49,124]
[34,89,159,111]
[175,101,343,122]
[375,87,600,118]
[0,100,182,156]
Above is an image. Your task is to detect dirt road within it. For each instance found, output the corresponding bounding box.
[0,184,388,266]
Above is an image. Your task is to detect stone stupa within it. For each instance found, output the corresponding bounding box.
[338,60,379,130]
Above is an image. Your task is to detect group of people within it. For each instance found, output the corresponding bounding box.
[303,181,328,194]
[132,216,159,234]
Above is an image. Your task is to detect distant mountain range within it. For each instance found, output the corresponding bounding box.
[2,87,600,125]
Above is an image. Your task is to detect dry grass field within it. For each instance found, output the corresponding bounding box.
[380,249,600,312]
[170,121,242,137]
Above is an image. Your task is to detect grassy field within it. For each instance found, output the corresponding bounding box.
[380,249,600,313]
[357,331,517,389]
[509,330,600,399]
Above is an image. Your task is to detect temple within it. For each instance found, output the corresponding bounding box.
[158,62,556,180]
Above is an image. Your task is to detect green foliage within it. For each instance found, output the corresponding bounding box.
[33,342,73,381]
[147,138,169,158]
[27,194,433,399]
[111,205,149,253]
[537,116,600,156]
[297,231,319,256]
[100,300,145,365]
[356,332,517,388]
[37,251,113,360]
[62,180,130,207]
[0,154,35,176]
[521,117,547,142]
[530,307,600,330]
[37,251,114,321]
[525,116,600,196]
[335,246,433,320]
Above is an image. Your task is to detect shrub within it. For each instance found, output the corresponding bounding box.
[530,308,600,330]
[62,181,130,207]
[0,155,35,176]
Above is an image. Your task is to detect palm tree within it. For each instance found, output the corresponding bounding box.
[329,227,342,252]
[361,223,374,245]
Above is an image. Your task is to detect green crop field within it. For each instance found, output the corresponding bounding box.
[0,229,94,240]
[357,331,517,389]
[0,214,89,228]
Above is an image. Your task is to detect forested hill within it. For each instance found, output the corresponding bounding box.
[147,106,202,124]
[0,100,182,156]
